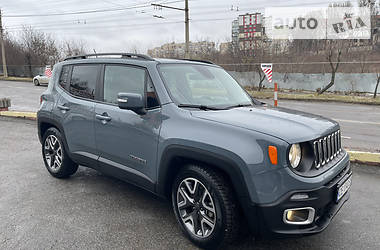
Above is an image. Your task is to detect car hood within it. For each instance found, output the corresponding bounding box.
[190,106,339,144]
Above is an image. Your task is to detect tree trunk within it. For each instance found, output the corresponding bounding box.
[318,48,341,95]
[26,53,33,78]
[318,72,336,94]
[375,75,380,98]
[258,75,265,91]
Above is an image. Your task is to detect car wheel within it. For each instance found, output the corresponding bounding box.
[34,79,40,86]
[172,164,241,249]
[42,127,78,178]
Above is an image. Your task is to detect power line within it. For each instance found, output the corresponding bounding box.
[4,5,244,31]
[2,0,360,36]
[2,0,183,18]
[4,0,352,29]
[5,20,185,33]
[5,16,240,33]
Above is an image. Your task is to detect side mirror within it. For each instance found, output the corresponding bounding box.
[117,93,146,115]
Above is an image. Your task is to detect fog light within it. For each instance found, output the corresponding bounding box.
[283,207,315,225]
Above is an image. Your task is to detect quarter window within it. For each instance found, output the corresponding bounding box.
[146,76,160,109]
[59,65,70,90]
[69,65,98,100]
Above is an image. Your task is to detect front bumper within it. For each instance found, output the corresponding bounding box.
[254,162,351,238]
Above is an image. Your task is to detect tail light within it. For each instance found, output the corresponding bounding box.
[40,95,47,105]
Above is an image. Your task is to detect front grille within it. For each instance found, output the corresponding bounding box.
[313,130,342,169]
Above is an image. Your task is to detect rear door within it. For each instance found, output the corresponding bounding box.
[56,64,101,164]
[94,64,161,191]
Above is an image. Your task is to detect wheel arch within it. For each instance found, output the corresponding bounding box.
[38,116,70,153]
[156,145,251,200]
[156,144,259,234]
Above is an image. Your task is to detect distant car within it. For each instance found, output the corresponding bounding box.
[33,75,50,86]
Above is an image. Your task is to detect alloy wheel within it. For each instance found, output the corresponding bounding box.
[44,135,63,172]
[176,177,216,238]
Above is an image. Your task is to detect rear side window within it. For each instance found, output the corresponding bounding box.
[59,65,70,90]
[70,65,98,100]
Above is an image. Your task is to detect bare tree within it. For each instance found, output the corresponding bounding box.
[375,73,380,98]
[61,40,87,58]
[256,65,266,91]
[2,33,25,66]
[21,26,59,76]
[318,42,343,94]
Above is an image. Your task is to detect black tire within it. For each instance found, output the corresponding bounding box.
[34,79,40,86]
[172,164,241,249]
[42,127,78,178]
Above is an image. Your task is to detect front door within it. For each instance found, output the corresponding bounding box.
[94,64,161,191]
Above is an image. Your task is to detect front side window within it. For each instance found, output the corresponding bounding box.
[158,64,253,108]
[70,65,98,100]
[103,65,159,109]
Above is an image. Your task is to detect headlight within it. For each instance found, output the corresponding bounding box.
[289,144,302,168]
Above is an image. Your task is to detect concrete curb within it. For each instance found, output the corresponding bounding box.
[0,112,379,166]
[347,150,380,166]
[0,111,37,120]
[0,77,34,82]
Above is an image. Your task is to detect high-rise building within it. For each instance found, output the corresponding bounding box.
[231,19,239,48]
[238,13,264,52]
[231,13,265,53]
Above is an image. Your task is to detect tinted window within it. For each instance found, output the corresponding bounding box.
[59,65,70,90]
[103,65,145,104]
[70,65,98,100]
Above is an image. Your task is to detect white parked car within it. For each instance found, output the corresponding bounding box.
[33,74,50,86]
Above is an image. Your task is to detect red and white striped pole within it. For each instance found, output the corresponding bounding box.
[274,82,278,107]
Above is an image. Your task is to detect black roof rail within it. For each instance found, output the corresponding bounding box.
[64,53,155,61]
[182,59,214,65]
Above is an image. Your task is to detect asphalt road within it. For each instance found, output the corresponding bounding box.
[0,117,380,250]
[0,80,45,112]
[0,80,379,152]
[277,100,380,153]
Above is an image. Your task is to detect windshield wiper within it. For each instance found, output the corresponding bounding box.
[178,104,224,110]
[225,103,253,109]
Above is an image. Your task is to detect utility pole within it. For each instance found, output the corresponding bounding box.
[0,9,8,78]
[152,0,190,59]
[184,0,189,59]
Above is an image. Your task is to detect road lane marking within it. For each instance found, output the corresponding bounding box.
[333,118,380,126]
[342,136,351,139]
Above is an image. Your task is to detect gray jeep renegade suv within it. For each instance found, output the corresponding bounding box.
[37,53,352,248]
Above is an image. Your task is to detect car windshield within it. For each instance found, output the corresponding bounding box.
[158,64,253,109]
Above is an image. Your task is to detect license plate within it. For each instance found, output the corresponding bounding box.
[336,174,352,202]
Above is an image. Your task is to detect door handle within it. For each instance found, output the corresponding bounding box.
[57,105,70,111]
[96,114,112,122]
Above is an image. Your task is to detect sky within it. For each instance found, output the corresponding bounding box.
[1,0,360,53]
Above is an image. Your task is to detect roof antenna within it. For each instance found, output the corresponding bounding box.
[93,49,97,58]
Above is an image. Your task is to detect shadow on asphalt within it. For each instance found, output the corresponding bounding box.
[69,166,353,250]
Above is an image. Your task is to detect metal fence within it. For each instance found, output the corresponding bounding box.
[0,65,45,77]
